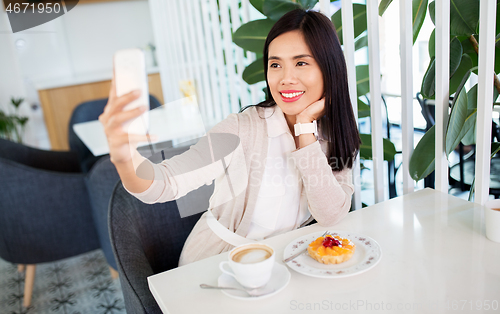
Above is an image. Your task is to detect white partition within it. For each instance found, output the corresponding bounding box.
[434,0,450,193]
[341,0,361,209]
[366,0,385,203]
[399,0,414,194]
[475,0,497,205]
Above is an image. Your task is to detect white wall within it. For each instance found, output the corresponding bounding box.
[1,0,156,148]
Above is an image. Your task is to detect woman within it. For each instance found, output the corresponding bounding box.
[99,9,360,266]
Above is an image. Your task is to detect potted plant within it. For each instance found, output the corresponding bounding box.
[0,97,29,144]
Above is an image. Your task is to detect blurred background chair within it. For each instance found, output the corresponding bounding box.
[109,144,213,313]
[68,95,162,173]
[0,138,100,307]
[85,155,121,276]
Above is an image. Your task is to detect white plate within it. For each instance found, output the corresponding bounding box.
[283,231,382,278]
[217,262,290,300]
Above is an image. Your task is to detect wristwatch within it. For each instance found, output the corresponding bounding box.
[294,120,318,138]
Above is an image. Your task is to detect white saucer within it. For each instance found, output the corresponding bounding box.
[217,262,290,300]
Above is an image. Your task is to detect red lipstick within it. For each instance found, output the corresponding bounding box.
[279,90,304,103]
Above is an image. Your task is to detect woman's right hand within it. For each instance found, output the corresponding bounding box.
[99,75,152,165]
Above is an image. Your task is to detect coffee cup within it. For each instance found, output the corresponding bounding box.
[484,199,500,243]
[219,243,275,289]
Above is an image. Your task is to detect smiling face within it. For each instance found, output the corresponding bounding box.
[267,30,324,121]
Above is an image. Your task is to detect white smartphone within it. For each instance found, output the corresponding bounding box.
[113,48,150,134]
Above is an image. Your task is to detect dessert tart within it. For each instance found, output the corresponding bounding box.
[307,234,356,264]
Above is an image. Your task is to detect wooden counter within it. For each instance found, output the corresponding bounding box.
[38,73,163,151]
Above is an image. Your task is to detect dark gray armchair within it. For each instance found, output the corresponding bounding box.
[0,138,100,307]
[109,166,213,313]
[85,155,121,271]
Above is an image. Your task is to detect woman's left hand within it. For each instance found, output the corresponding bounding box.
[296,98,325,123]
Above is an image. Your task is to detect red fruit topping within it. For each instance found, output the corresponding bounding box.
[322,237,341,248]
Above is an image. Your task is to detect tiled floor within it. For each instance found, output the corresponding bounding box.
[0,250,126,314]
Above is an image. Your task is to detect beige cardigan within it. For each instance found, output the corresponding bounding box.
[129,105,354,266]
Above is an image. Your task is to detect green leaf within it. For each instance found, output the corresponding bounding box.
[250,0,265,14]
[409,125,436,181]
[449,54,473,96]
[232,19,275,53]
[379,0,393,16]
[497,0,500,38]
[359,133,397,161]
[449,37,464,76]
[446,86,474,155]
[413,0,428,44]
[354,34,368,50]
[242,57,265,85]
[356,65,370,97]
[420,38,463,99]
[449,0,479,36]
[461,84,478,145]
[297,0,318,9]
[461,36,478,72]
[492,142,500,157]
[460,83,499,145]
[332,4,367,45]
[263,0,301,21]
[429,1,435,26]
[495,45,500,74]
[428,29,435,58]
[357,98,370,118]
[421,57,436,99]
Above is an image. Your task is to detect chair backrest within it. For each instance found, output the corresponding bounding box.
[109,181,207,313]
[85,155,121,270]
[0,141,99,264]
[0,138,81,173]
[68,95,163,172]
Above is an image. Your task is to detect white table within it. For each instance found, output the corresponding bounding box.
[73,100,206,156]
[148,189,500,313]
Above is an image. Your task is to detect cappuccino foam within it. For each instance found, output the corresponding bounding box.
[232,247,272,264]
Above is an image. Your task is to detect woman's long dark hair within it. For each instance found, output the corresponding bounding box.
[242,9,361,171]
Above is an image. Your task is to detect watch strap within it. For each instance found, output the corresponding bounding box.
[294,120,317,136]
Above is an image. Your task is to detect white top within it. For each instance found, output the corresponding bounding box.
[246,107,310,240]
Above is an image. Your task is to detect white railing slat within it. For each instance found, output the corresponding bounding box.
[241,0,260,105]
[193,0,216,125]
[341,0,361,210]
[319,0,330,17]
[177,0,194,83]
[184,0,207,119]
[434,0,450,193]
[201,0,223,123]
[168,0,184,100]
[209,0,231,118]
[366,0,385,203]
[475,0,497,205]
[148,0,171,103]
[220,0,240,114]
[400,0,415,194]
[231,0,250,109]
